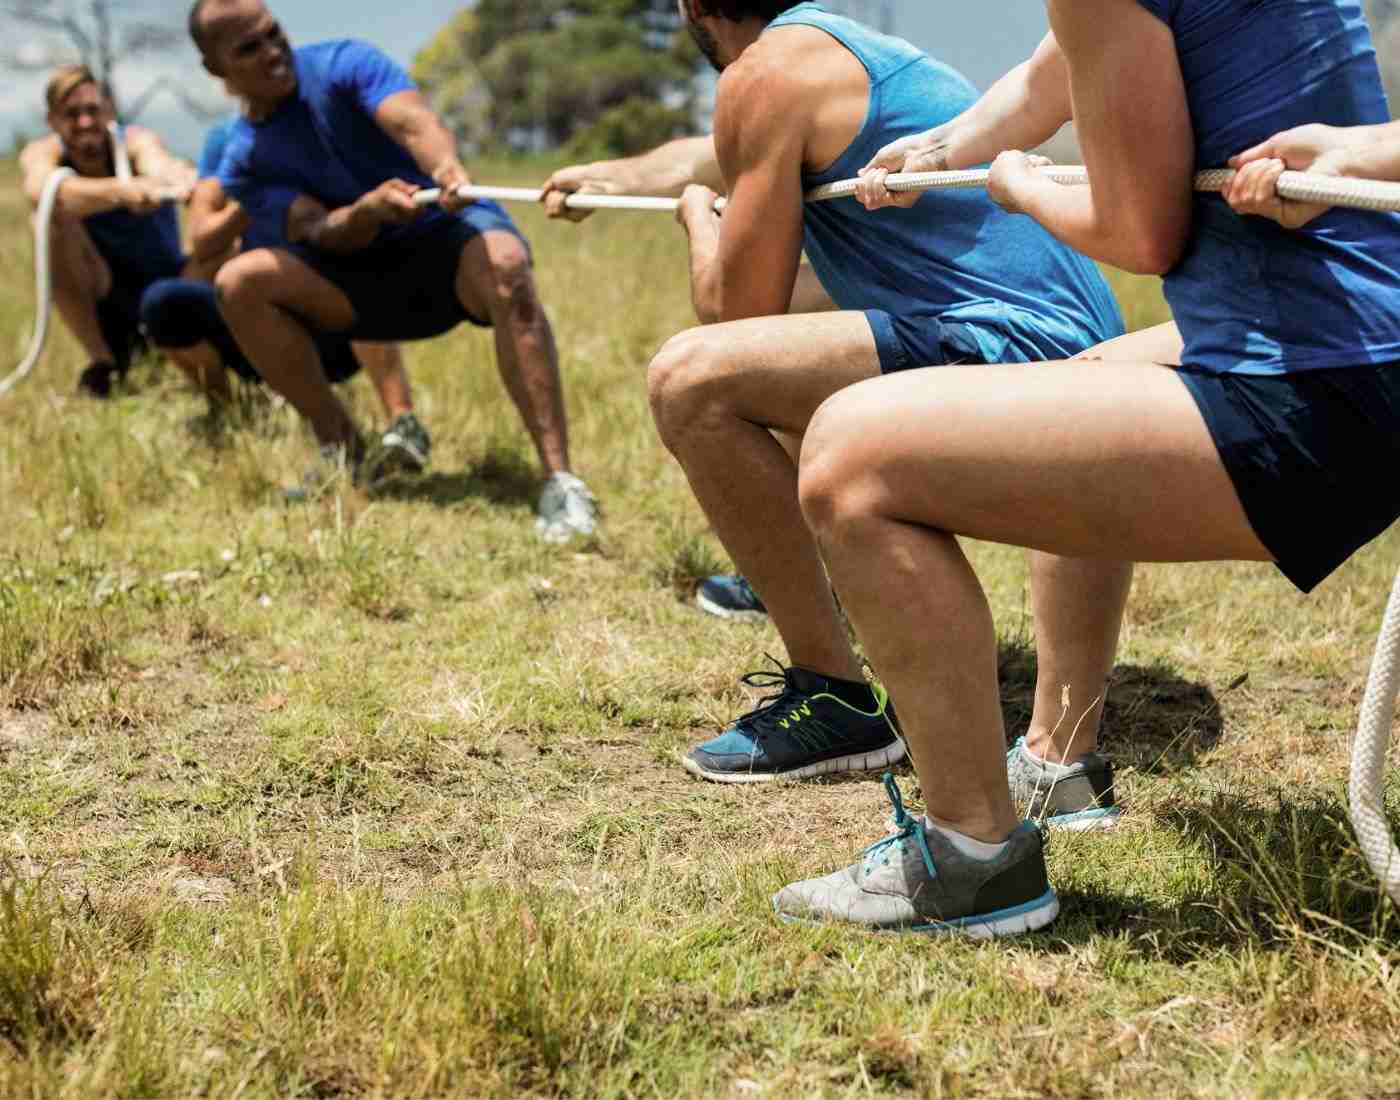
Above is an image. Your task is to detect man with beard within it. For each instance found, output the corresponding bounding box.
[184,0,597,536]
[542,1,1125,784]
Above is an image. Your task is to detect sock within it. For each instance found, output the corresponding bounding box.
[1021,741,1079,777]
[925,817,1011,862]
[823,675,879,711]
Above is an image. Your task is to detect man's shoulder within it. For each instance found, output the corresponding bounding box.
[714,38,822,133]
[18,133,61,165]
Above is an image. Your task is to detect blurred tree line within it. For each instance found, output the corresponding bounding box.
[413,0,703,158]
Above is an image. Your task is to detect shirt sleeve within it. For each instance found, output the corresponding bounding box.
[330,39,417,115]
[197,120,233,180]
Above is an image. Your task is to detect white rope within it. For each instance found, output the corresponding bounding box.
[419,164,1400,216]
[1354,573,1400,905]
[107,121,133,183]
[0,167,74,399]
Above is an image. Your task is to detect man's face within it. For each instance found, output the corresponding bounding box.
[203,0,295,103]
[48,83,112,159]
[679,0,726,73]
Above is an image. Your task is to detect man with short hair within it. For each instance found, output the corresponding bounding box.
[18,65,196,397]
[184,0,596,537]
[542,1,1125,782]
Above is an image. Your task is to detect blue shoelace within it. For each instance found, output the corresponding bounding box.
[861,773,938,880]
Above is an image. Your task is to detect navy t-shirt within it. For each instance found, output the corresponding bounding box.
[218,39,450,248]
[1135,0,1400,373]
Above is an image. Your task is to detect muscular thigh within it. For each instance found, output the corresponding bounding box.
[1074,321,1183,365]
[223,248,357,333]
[665,310,883,434]
[804,359,1272,563]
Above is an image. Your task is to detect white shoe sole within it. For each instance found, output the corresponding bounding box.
[681,737,907,784]
[774,887,1060,939]
[1043,807,1123,833]
[695,590,768,622]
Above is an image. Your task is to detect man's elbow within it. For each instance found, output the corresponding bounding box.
[1120,220,1190,276]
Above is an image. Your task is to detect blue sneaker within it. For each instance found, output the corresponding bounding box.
[696,574,767,622]
[681,658,905,783]
[1006,736,1121,831]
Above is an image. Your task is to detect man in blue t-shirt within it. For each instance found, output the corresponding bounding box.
[138,115,433,486]
[541,2,1124,785]
[185,0,595,538]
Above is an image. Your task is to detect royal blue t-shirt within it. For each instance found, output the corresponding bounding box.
[1135,0,1400,373]
[198,116,289,251]
[217,39,461,248]
[763,5,1123,364]
[197,117,238,180]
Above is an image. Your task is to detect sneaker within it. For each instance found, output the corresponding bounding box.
[283,438,365,503]
[77,361,122,399]
[367,412,431,485]
[696,574,767,622]
[773,773,1060,938]
[536,472,598,543]
[681,658,905,783]
[1006,736,1121,831]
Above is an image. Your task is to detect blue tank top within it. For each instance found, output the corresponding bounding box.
[63,140,184,283]
[1136,0,1400,373]
[764,4,1124,363]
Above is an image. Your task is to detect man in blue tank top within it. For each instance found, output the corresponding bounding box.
[18,65,196,398]
[542,1,1124,785]
[185,0,596,537]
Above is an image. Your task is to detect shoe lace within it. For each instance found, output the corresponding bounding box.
[732,655,843,752]
[861,773,938,879]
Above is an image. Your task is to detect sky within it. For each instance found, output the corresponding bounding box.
[1,0,1053,160]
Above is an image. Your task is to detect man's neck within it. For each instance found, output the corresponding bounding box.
[64,140,112,179]
[717,18,767,66]
[244,86,294,123]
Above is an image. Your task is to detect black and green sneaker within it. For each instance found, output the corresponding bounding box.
[366,412,431,487]
[681,659,905,783]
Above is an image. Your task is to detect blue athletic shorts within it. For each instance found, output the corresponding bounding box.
[287,200,528,342]
[1178,362,1400,593]
[865,309,984,372]
[97,255,185,371]
[139,278,362,384]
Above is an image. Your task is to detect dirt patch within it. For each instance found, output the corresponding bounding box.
[0,709,54,750]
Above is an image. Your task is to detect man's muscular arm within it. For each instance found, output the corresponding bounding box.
[678,61,806,323]
[188,178,250,263]
[372,89,473,211]
[125,126,197,195]
[19,134,166,217]
[285,182,422,255]
[541,136,724,221]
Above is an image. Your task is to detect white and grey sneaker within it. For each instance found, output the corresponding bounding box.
[372,412,431,483]
[535,472,598,543]
[773,774,1059,939]
[1007,736,1121,832]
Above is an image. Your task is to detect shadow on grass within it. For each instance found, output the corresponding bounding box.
[374,447,538,508]
[997,637,1223,774]
[1041,790,1400,959]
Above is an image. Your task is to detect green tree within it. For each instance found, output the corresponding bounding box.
[413,0,700,157]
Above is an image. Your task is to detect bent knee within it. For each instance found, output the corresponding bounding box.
[476,237,538,314]
[798,392,880,535]
[213,249,281,309]
[645,328,727,441]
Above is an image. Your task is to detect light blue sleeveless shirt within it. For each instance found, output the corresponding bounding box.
[765,3,1124,363]
[1136,0,1400,373]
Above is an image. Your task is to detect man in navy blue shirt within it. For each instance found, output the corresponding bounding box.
[185,0,596,538]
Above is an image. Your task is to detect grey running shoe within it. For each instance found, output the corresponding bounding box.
[368,412,431,485]
[1007,736,1121,831]
[773,774,1060,938]
[536,472,598,543]
[283,438,364,503]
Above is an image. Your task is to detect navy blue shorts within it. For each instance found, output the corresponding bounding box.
[139,279,361,384]
[865,309,984,372]
[97,256,184,370]
[1178,363,1400,592]
[288,201,528,342]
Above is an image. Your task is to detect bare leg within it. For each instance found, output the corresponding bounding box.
[215,249,359,446]
[158,341,234,402]
[44,212,115,363]
[799,360,1269,842]
[648,311,884,681]
[455,232,570,474]
[1023,322,1183,760]
[352,342,412,420]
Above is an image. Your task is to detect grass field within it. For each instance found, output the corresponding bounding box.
[2,155,1400,1097]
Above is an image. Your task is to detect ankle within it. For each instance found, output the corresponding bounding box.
[1023,730,1098,765]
